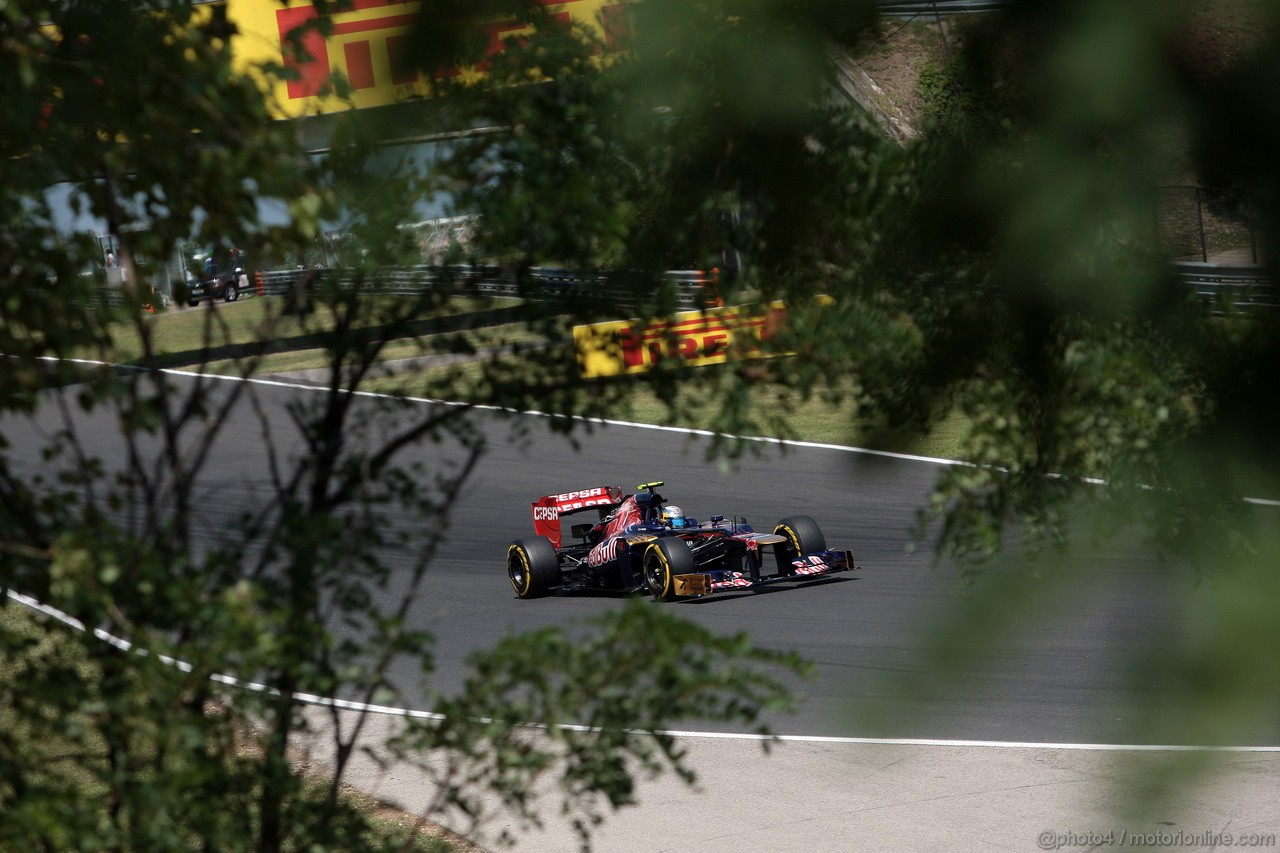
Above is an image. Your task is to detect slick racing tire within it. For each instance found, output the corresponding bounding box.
[643,537,695,602]
[773,515,826,571]
[508,536,560,599]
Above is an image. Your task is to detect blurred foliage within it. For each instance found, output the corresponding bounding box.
[886,0,1280,573]
[392,601,808,849]
[5,1,1280,848]
[412,0,1280,747]
[915,57,973,130]
[419,0,1280,562]
[0,2,812,850]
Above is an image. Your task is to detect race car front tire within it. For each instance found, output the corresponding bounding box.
[773,515,826,570]
[508,537,560,599]
[643,537,695,602]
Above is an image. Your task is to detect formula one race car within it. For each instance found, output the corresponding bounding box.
[506,481,858,600]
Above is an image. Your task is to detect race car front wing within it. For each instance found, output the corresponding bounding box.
[672,548,858,597]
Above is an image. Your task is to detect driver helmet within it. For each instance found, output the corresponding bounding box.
[662,505,687,529]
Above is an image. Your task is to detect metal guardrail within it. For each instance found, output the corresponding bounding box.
[877,1,1010,18]
[252,266,718,311]
[84,263,1272,316]
[1174,262,1279,314]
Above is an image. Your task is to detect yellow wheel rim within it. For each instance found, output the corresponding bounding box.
[646,544,673,598]
[508,545,532,596]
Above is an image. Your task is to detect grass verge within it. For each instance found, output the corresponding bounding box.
[106,295,973,459]
[104,295,535,377]
[365,354,972,462]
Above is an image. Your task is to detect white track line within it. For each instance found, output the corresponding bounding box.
[144,362,1280,504]
[17,359,1280,747]
[43,357,969,467]
[8,587,1280,753]
[69,360,1280,504]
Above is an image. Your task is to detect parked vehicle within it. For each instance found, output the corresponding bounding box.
[187,249,250,306]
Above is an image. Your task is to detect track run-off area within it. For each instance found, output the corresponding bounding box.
[8,364,1280,751]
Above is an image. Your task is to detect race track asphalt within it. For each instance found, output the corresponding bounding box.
[7,370,1280,851]
[7,371,1181,740]
[410,407,1185,744]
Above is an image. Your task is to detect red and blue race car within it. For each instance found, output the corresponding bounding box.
[506,481,858,600]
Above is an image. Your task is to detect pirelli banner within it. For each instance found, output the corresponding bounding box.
[573,303,788,378]
[225,0,629,119]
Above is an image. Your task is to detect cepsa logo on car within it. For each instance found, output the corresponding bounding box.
[533,506,560,521]
[554,488,605,502]
[542,488,617,513]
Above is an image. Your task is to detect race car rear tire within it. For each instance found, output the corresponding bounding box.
[643,537,695,602]
[774,515,826,570]
[508,537,560,599]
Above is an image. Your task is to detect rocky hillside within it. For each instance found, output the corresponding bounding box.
[838,1,1273,146]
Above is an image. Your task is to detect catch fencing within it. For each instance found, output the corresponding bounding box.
[252,266,719,311]
[1157,186,1263,265]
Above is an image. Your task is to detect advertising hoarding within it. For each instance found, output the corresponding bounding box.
[573,303,788,378]
[225,0,628,118]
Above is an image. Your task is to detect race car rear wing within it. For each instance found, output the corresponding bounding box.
[531,485,625,549]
